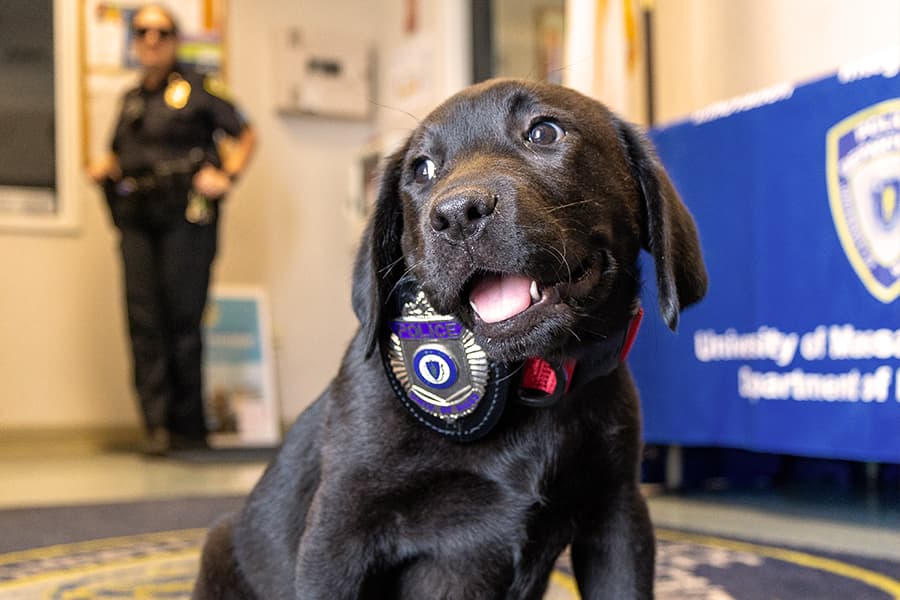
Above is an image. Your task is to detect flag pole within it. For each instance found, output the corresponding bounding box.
[640,0,656,126]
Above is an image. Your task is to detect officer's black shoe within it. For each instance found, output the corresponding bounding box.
[169,431,210,452]
[140,427,171,457]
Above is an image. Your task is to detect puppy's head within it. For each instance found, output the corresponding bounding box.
[354,79,707,363]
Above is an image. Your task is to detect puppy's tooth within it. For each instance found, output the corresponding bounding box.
[530,280,541,303]
[470,299,480,316]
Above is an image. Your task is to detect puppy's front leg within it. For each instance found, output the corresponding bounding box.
[570,484,655,599]
[292,484,380,599]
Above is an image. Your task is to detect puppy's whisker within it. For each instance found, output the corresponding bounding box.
[538,243,572,278]
[562,326,583,343]
[386,262,421,300]
[367,100,423,126]
[546,199,594,213]
[378,255,406,275]
[495,361,526,385]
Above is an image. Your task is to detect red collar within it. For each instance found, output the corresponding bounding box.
[518,308,644,407]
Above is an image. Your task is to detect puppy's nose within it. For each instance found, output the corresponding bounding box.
[430,191,497,241]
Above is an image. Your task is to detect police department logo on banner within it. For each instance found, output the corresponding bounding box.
[826,98,900,303]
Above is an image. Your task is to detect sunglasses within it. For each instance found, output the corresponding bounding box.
[133,27,175,39]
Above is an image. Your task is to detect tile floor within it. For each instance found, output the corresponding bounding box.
[1,435,897,563]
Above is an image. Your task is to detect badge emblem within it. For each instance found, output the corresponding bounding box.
[164,76,191,110]
[387,291,489,421]
[826,98,900,303]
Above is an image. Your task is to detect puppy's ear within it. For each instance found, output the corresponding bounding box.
[351,145,408,358]
[616,119,708,331]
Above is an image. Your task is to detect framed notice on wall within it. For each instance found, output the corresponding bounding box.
[80,0,227,166]
[203,286,281,449]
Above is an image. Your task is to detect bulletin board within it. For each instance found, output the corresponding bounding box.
[80,0,227,165]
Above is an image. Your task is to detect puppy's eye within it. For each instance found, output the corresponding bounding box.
[527,121,564,145]
[413,158,436,183]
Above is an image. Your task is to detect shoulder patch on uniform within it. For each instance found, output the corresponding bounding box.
[203,75,233,102]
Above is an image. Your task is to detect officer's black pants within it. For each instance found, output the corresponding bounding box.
[118,215,218,439]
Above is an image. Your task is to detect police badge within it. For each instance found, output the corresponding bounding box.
[164,74,191,110]
[383,291,511,441]
[382,290,643,441]
[827,98,900,303]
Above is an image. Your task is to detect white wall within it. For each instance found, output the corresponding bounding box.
[247,0,470,419]
[227,0,377,420]
[0,0,128,428]
[653,0,900,123]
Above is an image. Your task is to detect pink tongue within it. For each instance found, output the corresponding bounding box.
[469,274,533,323]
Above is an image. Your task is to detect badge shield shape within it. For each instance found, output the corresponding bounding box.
[826,99,900,303]
[387,292,489,422]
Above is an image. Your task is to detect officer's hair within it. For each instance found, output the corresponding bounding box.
[131,4,181,36]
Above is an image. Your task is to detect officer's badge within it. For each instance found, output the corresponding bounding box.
[164,76,191,110]
[826,98,900,303]
[387,291,489,421]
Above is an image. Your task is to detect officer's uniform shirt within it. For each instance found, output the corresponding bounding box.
[112,64,249,177]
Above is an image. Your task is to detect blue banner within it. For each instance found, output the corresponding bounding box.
[631,58,900,462]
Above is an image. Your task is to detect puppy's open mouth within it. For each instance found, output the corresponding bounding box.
[466,265,597,325]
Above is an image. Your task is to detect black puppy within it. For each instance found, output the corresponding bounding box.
[194,78,707,599]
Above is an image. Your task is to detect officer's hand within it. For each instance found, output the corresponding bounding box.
[86,154,121,184]
[193,165,231,199]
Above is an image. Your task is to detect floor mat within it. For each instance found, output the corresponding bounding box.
[0,499,898,599]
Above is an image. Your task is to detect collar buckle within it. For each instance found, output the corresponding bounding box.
[518,359,575,407]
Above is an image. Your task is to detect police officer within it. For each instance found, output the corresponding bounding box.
[87,4,257,455]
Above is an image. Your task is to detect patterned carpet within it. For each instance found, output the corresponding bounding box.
[0,499,898,599]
